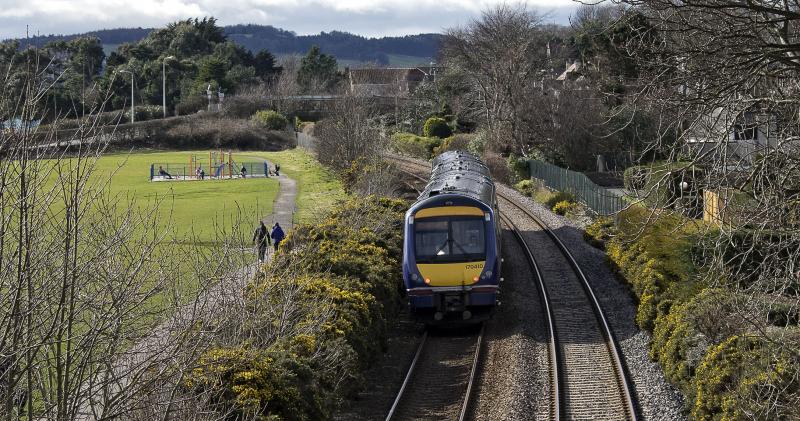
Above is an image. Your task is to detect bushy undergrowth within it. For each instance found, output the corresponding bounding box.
[390,132,441,159]
[187,196,406,420]
[422,117,452,138]
[586,207,800,418]
[251,110,289,131]
[433,134,473,156]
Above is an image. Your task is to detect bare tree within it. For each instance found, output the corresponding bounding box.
[443,4,550,156]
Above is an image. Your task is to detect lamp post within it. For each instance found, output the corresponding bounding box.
[162,56,175,118]
[117,69,134,123]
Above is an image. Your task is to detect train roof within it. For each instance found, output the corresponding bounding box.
[416,150,495,206]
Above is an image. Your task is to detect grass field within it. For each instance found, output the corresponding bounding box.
[95,148,344,242]
[243,149,346,223]
[95,150,280,243]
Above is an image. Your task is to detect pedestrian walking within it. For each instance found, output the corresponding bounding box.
[200,168,205,180]
[253,221,271,261]
[271,222,285,252]
[241,165,247,178]
[274,163,280,176]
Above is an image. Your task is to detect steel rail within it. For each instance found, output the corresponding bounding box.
[385,331,428,421]
[499,195,639,421]
[458,324,485,421]
[389,153,638,420]
[392,156,561,420]
[498,212,562,421]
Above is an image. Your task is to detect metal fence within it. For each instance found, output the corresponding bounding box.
[296,132,316,150]
[528,160,625,215]
[150,161,269,180]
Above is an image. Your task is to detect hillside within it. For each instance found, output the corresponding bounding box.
[9,25,441,66]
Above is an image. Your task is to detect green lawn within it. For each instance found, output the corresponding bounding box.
[95,150,280,243]
[242,149,346,223]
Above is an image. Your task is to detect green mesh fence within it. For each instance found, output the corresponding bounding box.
[528,160,625,215]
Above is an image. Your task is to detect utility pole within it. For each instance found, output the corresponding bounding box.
[162,56,175,118]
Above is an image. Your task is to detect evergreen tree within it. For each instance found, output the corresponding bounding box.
[297,45,341,93]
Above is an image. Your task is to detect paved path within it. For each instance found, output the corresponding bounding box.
[72,168,297,420]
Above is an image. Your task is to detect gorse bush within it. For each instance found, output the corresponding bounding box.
[544,191,575,210]
[423,117,452,138]
[251,110,289,131]
[587,207,800,418]
[514,179,535,197]
[552,200,580,216]
[188,196,406,420]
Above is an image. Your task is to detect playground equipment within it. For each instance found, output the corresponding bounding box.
[150,150,271,181]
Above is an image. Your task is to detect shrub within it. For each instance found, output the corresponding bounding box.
[544,191,575,209]
[584,216,614,249]
[251,110,289,131]
[391,132,441,159]
[623,165,649,191]
[514,179,535,197]
[433,133,473,155]
[423,117,452,138]
[189,196,407,419]
[482,152,512,183]
[133,105,163,122]
[222,95,265,118]
[692,335,800,420]
[175,95,207,115]
[507,154,529,183]
[552,200,580,216]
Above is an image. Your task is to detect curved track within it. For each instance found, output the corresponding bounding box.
[386,325,484,421]
[389,154,638,421]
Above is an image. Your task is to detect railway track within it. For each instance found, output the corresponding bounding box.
[389,153,638,421]
[386,325,484,421]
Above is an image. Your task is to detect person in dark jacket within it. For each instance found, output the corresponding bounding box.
[274,163,280,176]
[271,222,285,251]
[158,166,173,179]
[253,221,271,261]
[241,165,247,178]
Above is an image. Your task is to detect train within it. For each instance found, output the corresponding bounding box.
[402,150,501,324]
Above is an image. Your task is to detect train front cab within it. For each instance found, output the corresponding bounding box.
[403,195,500,324]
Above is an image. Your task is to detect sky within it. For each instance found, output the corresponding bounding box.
[0,0,578,40]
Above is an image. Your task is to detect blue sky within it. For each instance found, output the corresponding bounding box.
[0,0,578,39]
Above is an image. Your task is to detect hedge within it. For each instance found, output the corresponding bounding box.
[586,207,800,418]
[187,196,406,420]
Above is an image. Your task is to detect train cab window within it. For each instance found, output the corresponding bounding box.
[414,217,485,263]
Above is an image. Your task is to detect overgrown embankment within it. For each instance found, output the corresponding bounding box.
[586,207,800,419]
[186,196,406,420]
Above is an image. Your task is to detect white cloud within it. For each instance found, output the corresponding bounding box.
[0,0,578,39]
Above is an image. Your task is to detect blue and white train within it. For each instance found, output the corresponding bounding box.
[402,151,501,324]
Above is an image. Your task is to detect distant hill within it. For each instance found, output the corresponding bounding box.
[9,25,442,66]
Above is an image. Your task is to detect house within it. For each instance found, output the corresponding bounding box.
[684,102,779,166]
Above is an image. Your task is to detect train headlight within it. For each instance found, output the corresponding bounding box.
[480,270,493,280]
[484,212,491,221]
[424,278,431,284]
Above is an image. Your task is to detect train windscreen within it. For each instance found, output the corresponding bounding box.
[414,216,486,263]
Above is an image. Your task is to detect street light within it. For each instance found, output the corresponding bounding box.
[162,56,176,118]
[116,69,134,124]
